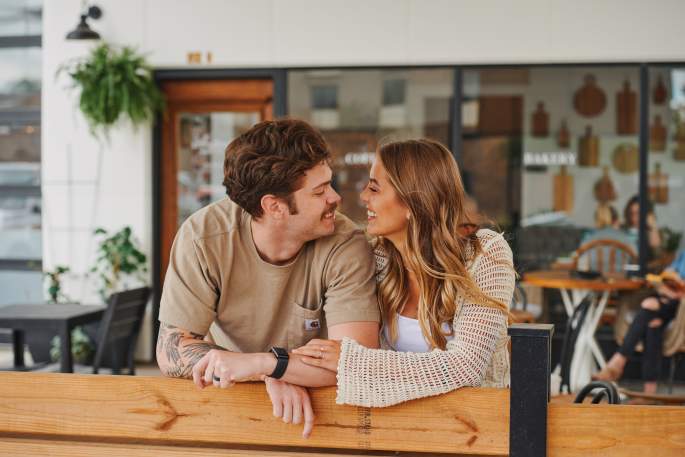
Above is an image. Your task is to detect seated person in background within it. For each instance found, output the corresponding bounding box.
[577,205,637,272]
[593,250,685,395]
[623,195,662,262]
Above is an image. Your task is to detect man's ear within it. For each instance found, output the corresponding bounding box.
[260,194,287,220]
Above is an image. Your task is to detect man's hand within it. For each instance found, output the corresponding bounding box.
[264,377,314,438]
[192,350,272,388]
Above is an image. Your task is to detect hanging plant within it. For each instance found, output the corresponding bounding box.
[59,42,164,134]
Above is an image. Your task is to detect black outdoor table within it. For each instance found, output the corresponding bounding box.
[0,304,106,373]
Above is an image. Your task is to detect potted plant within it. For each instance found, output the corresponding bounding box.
[81,226,149,369]
[59,42,164,135]
[48,227,149,366]
[91,226,148,301]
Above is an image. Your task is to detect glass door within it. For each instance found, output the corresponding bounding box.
[158,80,273,283]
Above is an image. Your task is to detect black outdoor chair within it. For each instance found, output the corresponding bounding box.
[32,287,151,375]
[91,286,151,375]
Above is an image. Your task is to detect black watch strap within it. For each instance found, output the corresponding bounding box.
[269,347,289,379]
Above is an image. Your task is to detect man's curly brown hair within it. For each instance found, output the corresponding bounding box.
[223,119,331,218]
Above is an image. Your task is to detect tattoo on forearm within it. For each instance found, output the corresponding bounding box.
[157,323,221,379]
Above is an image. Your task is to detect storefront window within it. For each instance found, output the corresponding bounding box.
[647,67,685,270]
[289,68,454,223]
[462,67,641,272]
[0,1,43,305]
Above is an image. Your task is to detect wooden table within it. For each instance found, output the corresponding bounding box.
[0,304,106,373]
[523,270,644,392]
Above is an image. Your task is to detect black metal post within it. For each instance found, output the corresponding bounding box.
[273,69,288,118]
[12,329,24,368]
[450,67,463,168]
[638,64,649,275]
[509,323,554,457]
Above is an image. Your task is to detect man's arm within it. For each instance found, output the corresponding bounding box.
[156,323,223,378]
[268,321,380,387]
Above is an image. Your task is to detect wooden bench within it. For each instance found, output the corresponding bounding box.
[0,325,684,456]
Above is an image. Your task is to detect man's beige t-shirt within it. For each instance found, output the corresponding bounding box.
[159,198,380,352]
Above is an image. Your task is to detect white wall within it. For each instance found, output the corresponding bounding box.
[41,0,685,358]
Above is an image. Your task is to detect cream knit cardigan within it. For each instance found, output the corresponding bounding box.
[335,229,515,407]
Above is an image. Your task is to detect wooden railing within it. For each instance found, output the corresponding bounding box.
[0,324,684,456]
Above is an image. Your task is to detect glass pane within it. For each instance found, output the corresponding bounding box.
[647,66,685,271]
[289,68,454,223]
[462,67,640,272]
[177,111,260,227]
[0,47,41,111]
[0,0,42,36]
[0,271,42,306]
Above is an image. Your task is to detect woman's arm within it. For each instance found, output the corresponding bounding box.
[309,233,515,407]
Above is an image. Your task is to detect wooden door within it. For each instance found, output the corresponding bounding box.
[159,80,273,285]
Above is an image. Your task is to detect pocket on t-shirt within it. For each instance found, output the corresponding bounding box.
[288,300,323,349]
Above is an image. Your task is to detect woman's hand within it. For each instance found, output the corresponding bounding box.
[264,377,315,439]
[292,339,342,373]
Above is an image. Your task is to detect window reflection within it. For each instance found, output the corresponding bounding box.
[289,69,454,223]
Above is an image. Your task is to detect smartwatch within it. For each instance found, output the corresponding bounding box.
[269,346,289,379]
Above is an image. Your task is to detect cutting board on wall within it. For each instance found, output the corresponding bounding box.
[531,102,549,137]
[553,165,574,213]
[574,74,606,117]
[578,126,599,167]
[616,80,637,135]
[612,143,639,174]
[649,163,669,204]
[653,75,667,105]
[594,166,617,203]
[650,115,666,152]
[557,119,570,148]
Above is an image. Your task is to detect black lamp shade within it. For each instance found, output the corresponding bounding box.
[66,14,100,40]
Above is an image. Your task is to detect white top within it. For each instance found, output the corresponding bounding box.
[384,314,454,353]
[336,229,515,407]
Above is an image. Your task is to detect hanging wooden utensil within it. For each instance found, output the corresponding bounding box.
[675,142,685,161]
[674,123,685,161]
[594,165,617,203]
[650,115,666,152]
[616,80,637,134]
[553,165,574,213]
[574,74,606,117]
[578,125,599,167]
[649,163,669,204]
[612,143,639,174]
[557,119,570,148]
[653,75,667,105]
[531,101,549,137]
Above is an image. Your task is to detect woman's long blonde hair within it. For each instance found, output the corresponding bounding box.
[377,139,510,350]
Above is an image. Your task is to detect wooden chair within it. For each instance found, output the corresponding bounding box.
[571,238,637,275]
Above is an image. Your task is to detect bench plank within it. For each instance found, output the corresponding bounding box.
[0,437,391,457]
[0,372,510,456]
[548,403,685,456]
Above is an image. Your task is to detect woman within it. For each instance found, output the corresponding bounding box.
[292,139,515,407]
[623,195,661,261]
[593,250,685,396]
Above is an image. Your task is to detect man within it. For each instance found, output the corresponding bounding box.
[157,119,380,437]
